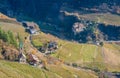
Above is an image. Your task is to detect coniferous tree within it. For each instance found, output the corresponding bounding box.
[8,31,17,47]
[0,28,18,47]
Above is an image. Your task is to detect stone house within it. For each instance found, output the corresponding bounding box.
[39,41,58,54]
[22,22,38,34]
[27,54,39,66]
[18,52,26,64]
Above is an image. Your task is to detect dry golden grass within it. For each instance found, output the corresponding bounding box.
[65,10,120,26]
[0,21,29,39]
[79,13,120,26]
[103,47,120,66]
[0,60,98,78]
[47,64,98,78]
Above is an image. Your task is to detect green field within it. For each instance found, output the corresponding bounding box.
[53,42,99,62]
[32,33,120,72]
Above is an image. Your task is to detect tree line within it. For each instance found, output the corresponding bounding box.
[0,28,17,47]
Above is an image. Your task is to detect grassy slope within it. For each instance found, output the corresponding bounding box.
[0,16,120,78]
[47,65,97,78]
[32,33,120,72]
[0,19,98,78]
[55,41,120,71]
[0,60,97,78]
[102,43,120,71]
[32,33,100,63]
[0,20,29,39]
[0,60,45,78]
[79,13,120,26]
[0,19,31,52]
[63,7,120,26]
[32,32,59,47]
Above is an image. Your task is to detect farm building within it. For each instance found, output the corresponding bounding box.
[27,54,39,66]
[18,52,26,64]
[39,41,58,54]
[47,41,58,52]
[22,22,38,34]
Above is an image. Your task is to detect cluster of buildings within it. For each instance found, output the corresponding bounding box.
[18,40,41,66]
[22,22,39,34]
[18,52,40,66]
[18,40,59,66]
[18,22,59,66]
[39,41,58,54]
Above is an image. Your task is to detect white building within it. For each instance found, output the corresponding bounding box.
[72,22,85,35]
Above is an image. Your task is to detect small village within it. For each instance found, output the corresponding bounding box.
[0,11,119,78]
[18,21,120,78]
[16,21,60,68]
[0,0,120,77]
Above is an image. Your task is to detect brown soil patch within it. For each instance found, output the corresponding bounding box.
[103,47,120,66]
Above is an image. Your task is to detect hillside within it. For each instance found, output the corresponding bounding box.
[0,60,98,78]
[32,32,120,72]
[0,13,119,78]
[0,1,120,78]
[0,17,98,78]
[0,0,120,42]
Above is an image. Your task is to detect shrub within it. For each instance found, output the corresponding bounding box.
[0,28,17,47]
[72,63,78,67]
[100,42,104,46]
